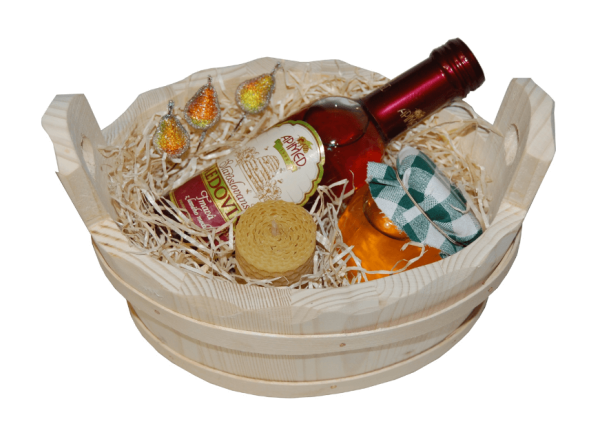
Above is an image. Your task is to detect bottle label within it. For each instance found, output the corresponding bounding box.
[170,120,324,229]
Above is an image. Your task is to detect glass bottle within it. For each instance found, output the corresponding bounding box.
[291,37,485,196]
[165,38,484,230]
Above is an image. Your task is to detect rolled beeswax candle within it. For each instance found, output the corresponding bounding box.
[235,200,316,286]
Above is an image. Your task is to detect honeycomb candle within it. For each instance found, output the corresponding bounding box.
[235,200,316,286]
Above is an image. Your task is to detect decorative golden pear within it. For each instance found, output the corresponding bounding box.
[184,76,221,131]
[235,72,277,115]
[229,62,281,139]
[152,100,190,158]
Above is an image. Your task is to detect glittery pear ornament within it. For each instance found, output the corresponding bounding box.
[230,62,280,137]
[152,100,191,159]
[184,76,221,147]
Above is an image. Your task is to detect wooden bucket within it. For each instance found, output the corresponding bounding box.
[42,58,555,397]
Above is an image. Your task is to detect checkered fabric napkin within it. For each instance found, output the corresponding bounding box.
[367,146,482,257]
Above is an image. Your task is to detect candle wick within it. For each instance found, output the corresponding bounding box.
[271,220,279,236]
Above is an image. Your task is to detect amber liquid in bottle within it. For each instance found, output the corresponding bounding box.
[308,38,484,278]
[338,185,443,280]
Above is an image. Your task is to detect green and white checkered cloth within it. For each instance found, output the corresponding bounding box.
[367,146,482,257]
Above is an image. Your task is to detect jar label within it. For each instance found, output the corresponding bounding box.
[170,120,324,229]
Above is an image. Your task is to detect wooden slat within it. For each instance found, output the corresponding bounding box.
[129,301,486,397]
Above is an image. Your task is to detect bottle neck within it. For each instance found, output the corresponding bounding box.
[361,38,484,141]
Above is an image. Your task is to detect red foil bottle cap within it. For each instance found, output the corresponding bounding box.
[361,38,485,141]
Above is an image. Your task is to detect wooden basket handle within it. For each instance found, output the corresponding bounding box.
[42,94,117,229]
[489,78,556,218]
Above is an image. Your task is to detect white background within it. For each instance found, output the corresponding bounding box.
[2,1,599,436]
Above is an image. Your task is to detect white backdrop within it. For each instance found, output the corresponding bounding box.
[3,1,598,436]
